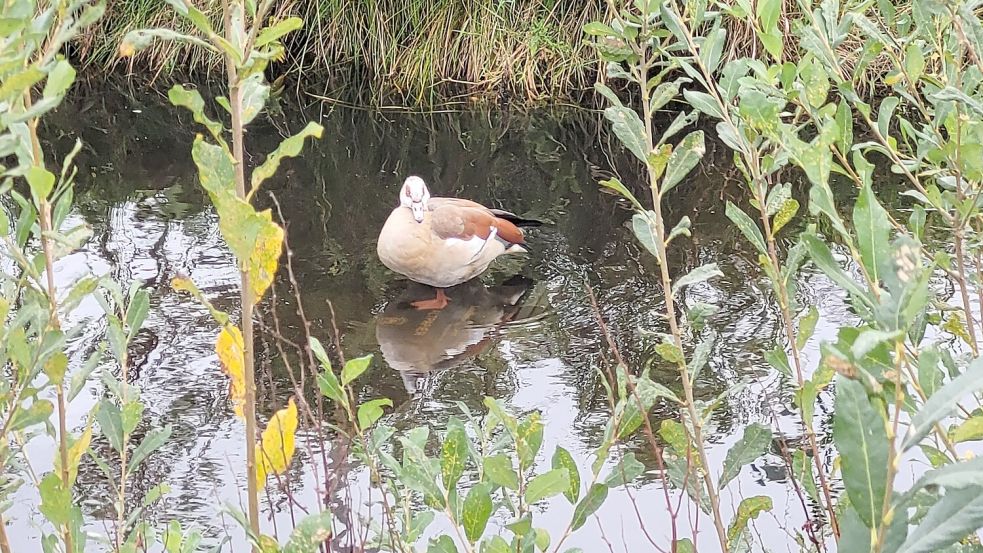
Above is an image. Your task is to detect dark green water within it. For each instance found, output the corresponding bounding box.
[6,88,873,551]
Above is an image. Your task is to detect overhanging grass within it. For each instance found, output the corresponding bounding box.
[74,0,923,107]
[77,0,607,106]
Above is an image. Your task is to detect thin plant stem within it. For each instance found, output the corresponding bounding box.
[0,515,10,553]
[874,342,907,552]
[638,61,730,553]
[220,0,261,543]
[115,324,131,551]
[26,82,74,553]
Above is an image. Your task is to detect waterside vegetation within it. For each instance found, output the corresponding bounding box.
[2,0,983,552]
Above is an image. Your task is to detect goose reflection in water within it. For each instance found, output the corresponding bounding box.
[376,276,543,393]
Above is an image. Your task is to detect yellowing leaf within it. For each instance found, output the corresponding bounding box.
[171,276,197,294]
[172,276,230,326]
[771,198,799,235]
[256,398,298,483]
[943,313,974,347]
[216,325,246,418]
[246,218,283,304]
[57,420,93,487]
[953,415,983,443]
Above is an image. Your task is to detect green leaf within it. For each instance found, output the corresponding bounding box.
[877,96,899,138]
[897,487,983,553]
[282,511,332,553]
[43,353,67,386]
[311,339,344,404]
[659,419,689,457]
[953,416,983,443]
[119,28,217,58]
[483,454,519,490]
[168,85,225,144]
[125,289,151,335]
[600,178,644,211]
[69,348,101,401]
[682,90,723,118]
[427,535,458,553]
[764,346,792,377]
[673,539,694,553]
[551,446,580,503]
[667,216,691,244]
[853,182,891,283]
[128,426,172,473]
[121,401,144,435]
[658,110,699,145]
[516,413,544,471]
[796,306,819,350]
[97,400,124,453]
[739,89,784,136]
[27,166,55,201]
[250,122,324,190]
[808,181,852,241]
[583,21,617,37]
[442,422,468,490]
[239,74,269,126]
[534,529,550,552]
[661,131,705,194]
[799,58,829,107]
[727,495,772,545]
[255,17,304,48]
[309,337,332,371]
[39,473,72,526]
[920,445,950,468]
[7,399,55,432]
[672,263,722,294]
[801,233,874,308]
[463,483,493,543]
[571,483,608,530]
[604,106,649,164]
[316,370,343,404]
[356,398,392,429]
[649,82,679,113]
[341,355,372,385]
[726,202,767,254]
[904,42,925,83]
[483,536,510,553]
[908,457,983,493]
[836,102,854,155]
[833,376,888,528]
[654,339,684,365]
[604,452,644,487]
[525,468,570,503]
[719,423,772,489]
[903,357,983,450]
[593,82,623,107]
[619,375,679,438]
[756,0,781,30]
[631,212,660,258]
[43,59,76,100]
[764,184,791,217]
[0,67,45,99]
[700,26,727,73]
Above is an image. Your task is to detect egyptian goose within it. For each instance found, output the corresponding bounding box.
[377,176,538,309]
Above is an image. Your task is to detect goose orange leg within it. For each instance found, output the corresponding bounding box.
[411,288,450,310]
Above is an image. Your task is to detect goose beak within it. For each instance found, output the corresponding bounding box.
[411,202,425,223]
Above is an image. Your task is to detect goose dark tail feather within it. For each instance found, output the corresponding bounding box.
[490,209,544,228]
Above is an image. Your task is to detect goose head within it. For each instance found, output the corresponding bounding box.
[400,176,431,223]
